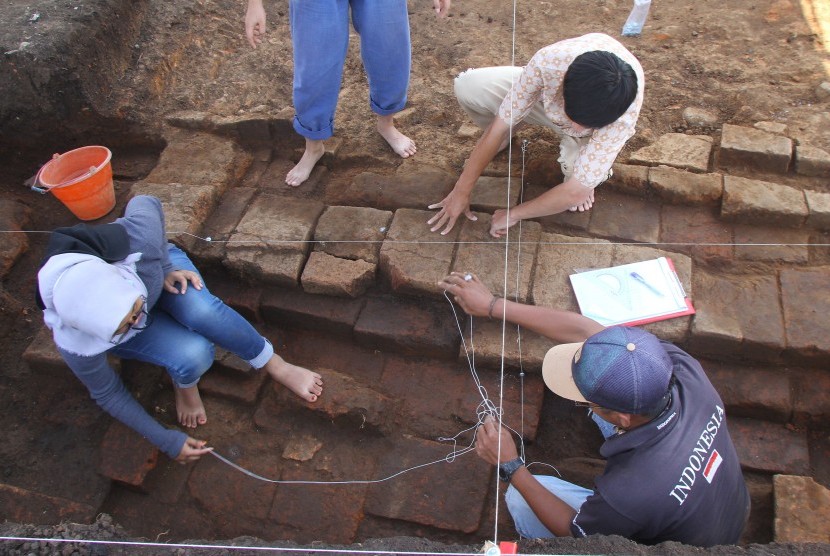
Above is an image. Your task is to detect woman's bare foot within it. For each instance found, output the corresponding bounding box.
[286,139,325,187]
[568,189,595,212]
[264,355,323,402]
[174,385,207,428]
[377,114,416,158]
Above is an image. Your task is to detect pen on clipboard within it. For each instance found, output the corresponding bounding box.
[630,272,664,297]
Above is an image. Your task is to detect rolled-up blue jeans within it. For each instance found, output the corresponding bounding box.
[505,411,616,538]
[289,0,411,140]
[111,245,273,388]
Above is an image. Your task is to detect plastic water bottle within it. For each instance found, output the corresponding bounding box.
[622,0,651,36]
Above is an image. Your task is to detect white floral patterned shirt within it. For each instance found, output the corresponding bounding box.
[498,33,645,188]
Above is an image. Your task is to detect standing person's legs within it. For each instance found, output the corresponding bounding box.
[159,246,323,401]
[505,475,594,538]
[351,0,416,157]
[287,0,351,186]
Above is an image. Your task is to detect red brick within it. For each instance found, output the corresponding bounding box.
[270,464,368,544]
[648,166,723,205]
[225,194,325,285]
[199,349,268,405]
[206,278,262,323]
[781,268,830,360]
[452,215,541,304]
[774,475,830,543]
[605,163,649,197]
[274,368,390,431]
[588,190,661,244]
[734,225,809,263]
[313,205,393,264]
[354,296,460,358]
[278,328,386,386]
[23,326,72,377]
[145,130,252,194]
[252,387,285,431]
[468,176,521,212]
[791,368,830,428]
[338,172,385,206]
[660,205,733,264]
[0,483,96,525]
[189,186,258,267]
[719,124,792,174]
[377,164,456,211]
[301,251,376,298]
[629,133,713,172]
[188,450,278,520]
[261,286,364,337]
[702,360,792,423]
[364,436,492,533]
[141,461,194,504]
[721,176,807,228]
[379,356,472,438]
[689,269,785,362]
[378,208,460,297]
[457,318,552,374]
[98,421,160,488]
[729,417,810,475]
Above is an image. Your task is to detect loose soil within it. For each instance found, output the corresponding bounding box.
[1,0,829,554]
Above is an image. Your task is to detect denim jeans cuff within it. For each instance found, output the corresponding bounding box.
[248,338,274,369]
[293,116,333,140]
[370,97,407,116]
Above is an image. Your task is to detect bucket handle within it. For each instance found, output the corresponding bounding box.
[30,152,97,194]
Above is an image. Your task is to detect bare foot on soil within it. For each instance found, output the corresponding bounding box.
[264,355,323,402]
[377,114,416,158]
[568,189,595,212]
[174,385,207,428]
[286,139,325,186]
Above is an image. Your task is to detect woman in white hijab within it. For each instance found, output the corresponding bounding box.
[37,195,323,462]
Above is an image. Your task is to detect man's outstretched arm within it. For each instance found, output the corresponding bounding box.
[438,272,604,343]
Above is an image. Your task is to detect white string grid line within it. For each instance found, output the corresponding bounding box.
[0,536,486,556]
[3,229,829,248]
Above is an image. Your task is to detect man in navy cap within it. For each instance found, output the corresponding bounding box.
[439,271,750,547]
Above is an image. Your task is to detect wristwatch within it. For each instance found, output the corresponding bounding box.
[498,457,525,483]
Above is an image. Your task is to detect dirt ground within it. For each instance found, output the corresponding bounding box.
[1,0,830,554]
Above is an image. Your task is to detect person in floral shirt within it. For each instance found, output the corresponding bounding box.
[428,34,644,237]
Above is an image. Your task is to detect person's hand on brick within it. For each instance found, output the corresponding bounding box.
[438,271,495,318]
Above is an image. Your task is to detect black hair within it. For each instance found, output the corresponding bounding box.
[563,50,638,129]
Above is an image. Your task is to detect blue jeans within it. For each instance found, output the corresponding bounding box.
[505,411,616,538]
[289,0,411,140]
[112,246,273,388]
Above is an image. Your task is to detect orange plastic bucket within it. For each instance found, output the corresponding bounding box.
[33,146,115,221]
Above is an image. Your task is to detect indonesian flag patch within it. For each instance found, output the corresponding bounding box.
[703,450,723,483]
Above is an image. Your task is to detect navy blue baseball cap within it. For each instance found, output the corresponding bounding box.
[542,326,673,414]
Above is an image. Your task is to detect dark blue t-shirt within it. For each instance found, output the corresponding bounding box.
[570,342,750,547]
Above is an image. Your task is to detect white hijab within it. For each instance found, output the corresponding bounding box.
[38,252,149,356]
